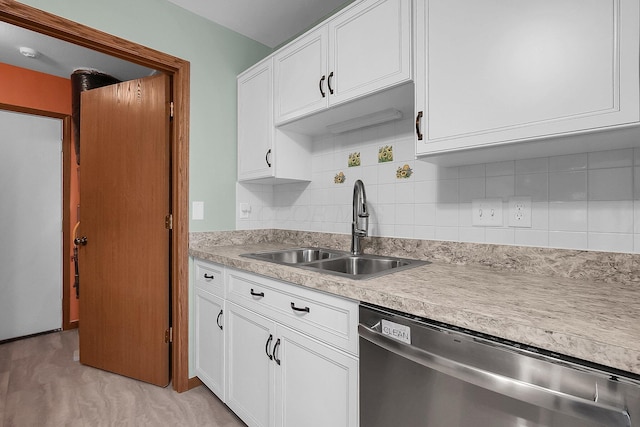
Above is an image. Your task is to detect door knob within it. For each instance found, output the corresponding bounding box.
[74,236,88,246]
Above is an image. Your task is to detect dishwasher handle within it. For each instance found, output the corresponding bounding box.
[359,324,631,427]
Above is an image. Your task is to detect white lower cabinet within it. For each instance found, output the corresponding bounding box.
[194,260,359,427]
[226,301,358,427]
[275,325,358,427]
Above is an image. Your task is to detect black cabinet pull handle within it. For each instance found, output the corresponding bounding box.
[216,309,223,330]
[250,288,265,298]
[265,149,272,167]
[327,71,334,95]
[319,75,326,97]
[273,338,281,365]
[290,302,310,313]
[203,274,214,280]
[416,111,424,141]
[265,334,273,360]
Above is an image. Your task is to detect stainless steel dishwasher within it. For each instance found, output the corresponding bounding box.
[359,303,640,427]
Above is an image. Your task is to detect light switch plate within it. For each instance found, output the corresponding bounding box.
[192,201,204,220]
[471,198,503,227]
[239,202,251,219]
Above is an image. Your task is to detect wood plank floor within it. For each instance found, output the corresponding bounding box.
[0,330,246,427]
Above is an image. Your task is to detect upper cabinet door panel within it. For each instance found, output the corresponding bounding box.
[274,27,329,124]
[238,59,274,181]
[417,0,640,154]
[328,0,412,106]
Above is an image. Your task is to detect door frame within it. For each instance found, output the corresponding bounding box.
[0,1,191,392]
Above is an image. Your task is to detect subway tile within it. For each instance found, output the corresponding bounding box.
[437,166,459,180]
[393,138,415,162]
[459,164,485,179]
[485,228,515,245]
[486,160,515,177]
[414,225,436,239]
[588,149,633,169]
[548,231,588,250]
[395,204,415,225]
[587,201,633,233]
[377,183,395,204]
[634,200,640,234]
[588,232,634,253]
[635,233,640,254]
[588,168,632,201]
[459,226,485,243]
[531,202,549,230]
[414,180,438,204]
[412,160,438,181]
[515,157,548,175]
[435,226,459,241]
[414,203,436,227]
[635,148,640,166]
[514,229,549,247]
[394,224,414,238]
[458,203,473,227]
[486,175,515,198]
[459,178,485,203]
[548,201,587,231]
[549,171,587,201]
[549,153,588,172]
[435,203,459,227]
[515,173,548,202]
[395,181,415,204]
[378,162,398,184]
[436,179,459,203]
[634,167,640,200]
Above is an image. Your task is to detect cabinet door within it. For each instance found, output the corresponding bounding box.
[415,0,640,156]
[328,0,411,106]
[226,302,275,427]
[238,59,274,181]
[274,27,329,124]
[194,288,225,400]
[275,326,358,427]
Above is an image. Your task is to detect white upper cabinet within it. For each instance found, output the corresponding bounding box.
[415,0,640,162]
[274,27,329,124]
[238,58,312,183]
[274,0,412,126]
[328,0,411,106]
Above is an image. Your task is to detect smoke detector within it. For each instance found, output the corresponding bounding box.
[19,47,39,58]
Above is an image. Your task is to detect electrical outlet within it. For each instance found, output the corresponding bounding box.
[192,201,204,220]
[508,197,532,228]
[472,198,503,227]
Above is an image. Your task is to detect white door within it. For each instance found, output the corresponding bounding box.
[274,26,328,124]
[238,59,274,181]
[275,325,359,427]
[0,110,62,341]
[226,302,275,427]
[328,0,411,106]
[195,287,225,399]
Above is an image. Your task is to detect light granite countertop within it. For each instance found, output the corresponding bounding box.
[189,232,640,377]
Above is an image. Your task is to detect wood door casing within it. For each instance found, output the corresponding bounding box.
[79,74,171,387]
[1,0,190,392]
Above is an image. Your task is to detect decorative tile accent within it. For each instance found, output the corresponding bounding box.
[396,164,413,179]
[334,172,346,184]
[348,152,361,167]
[378,145,393,163]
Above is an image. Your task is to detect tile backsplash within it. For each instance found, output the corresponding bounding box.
[237,117,640,254]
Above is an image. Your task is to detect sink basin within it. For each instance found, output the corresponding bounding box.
[241,248,428,280]
[242,247,344,265]
[305,256,411,276]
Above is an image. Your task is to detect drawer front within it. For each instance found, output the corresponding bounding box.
[194,260,224,297]
[226,268,358,355]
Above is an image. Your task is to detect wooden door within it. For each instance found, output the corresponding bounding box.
[78,74,171,387]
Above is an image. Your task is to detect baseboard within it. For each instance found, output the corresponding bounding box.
[188,376,203,390]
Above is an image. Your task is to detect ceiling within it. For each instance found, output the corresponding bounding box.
[167,0,354,48]
[0,21,155,81]
[0,0,352,81]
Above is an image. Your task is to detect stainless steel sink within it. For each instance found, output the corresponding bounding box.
[241,248,428,280]
[242,247,344,264]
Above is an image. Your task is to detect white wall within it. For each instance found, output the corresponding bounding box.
[0,110,62,340]
[238,117,640,254]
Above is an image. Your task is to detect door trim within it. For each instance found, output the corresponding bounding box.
[0,1,191,392]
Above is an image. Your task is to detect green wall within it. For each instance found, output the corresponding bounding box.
[17,0,272,232]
